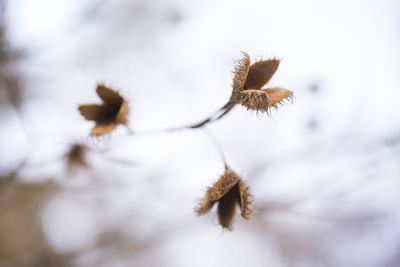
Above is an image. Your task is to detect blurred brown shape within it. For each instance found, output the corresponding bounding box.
[195,168,253,230]
[0,178,64,266]
[0,25,20,66]
[65,143,90,173]
[79,84,129,136]
[230,52,293,113]
[0,21,25,110]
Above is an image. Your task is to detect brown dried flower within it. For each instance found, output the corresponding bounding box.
[79,84,129,136]
[195,168,253,230]
[65,143,89,172]
[230,52,293,113]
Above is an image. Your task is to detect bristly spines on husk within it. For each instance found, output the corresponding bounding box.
[238,179,253,220]
[195,168,254,230]
[239,89,271,113]
[195,169,240,215]
[232,52,251,94]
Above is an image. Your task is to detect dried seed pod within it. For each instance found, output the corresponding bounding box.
[79,84,129,136]
[195,169,240,215]
[195,168,253,230]
[230,53,293,113]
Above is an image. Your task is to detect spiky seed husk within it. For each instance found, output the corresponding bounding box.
[78,84,129,136]
[208,169,241,201]
[195,169,254,230]
[195,169,240,215]
[238,89,271,112]
[232,52,250,94]
[245,58,280,89]
[263,87,294,107]
[230,53,293,113]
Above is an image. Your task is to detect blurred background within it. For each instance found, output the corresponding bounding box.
[1,0,400,266]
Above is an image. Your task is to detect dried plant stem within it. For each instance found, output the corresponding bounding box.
[97,103,235,154]
[130,101,236,136]
[187,101,235,129]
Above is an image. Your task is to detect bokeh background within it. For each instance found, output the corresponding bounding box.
[1,0,400,266]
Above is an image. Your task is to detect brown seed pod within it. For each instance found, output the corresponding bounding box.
[195,168,254,230]
[230,53,293,113]
[79,84,129,136]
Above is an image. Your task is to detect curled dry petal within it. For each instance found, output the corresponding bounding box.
[96,84,124,107]
[263,87,294,107]
[78,104,106,122]
[116,100,129,125]
[245,58,280,89]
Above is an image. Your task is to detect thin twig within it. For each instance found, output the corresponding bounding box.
[187,101,236,129]
[201,127,228,169]
[131,101,236,135]
[92,101,236,153]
